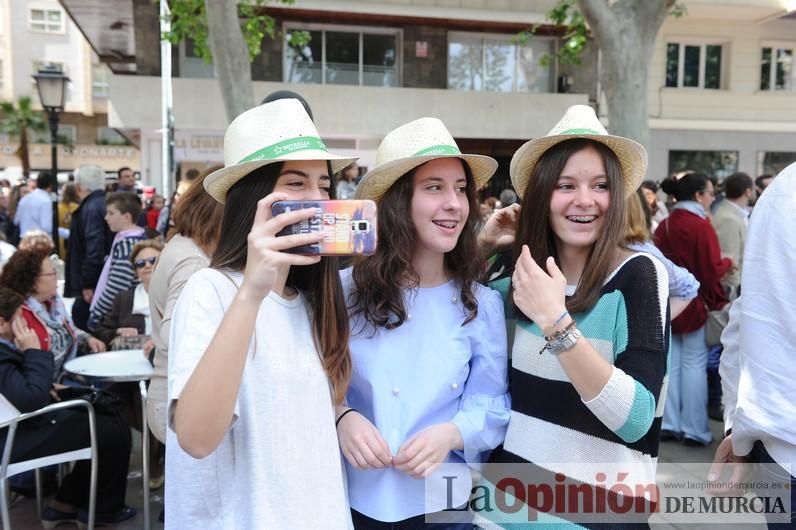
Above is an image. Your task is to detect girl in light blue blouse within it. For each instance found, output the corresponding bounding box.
[336,117,510,528]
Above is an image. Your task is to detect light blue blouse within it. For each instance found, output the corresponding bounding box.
[341,269,510,522]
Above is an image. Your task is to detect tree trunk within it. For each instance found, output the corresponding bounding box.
[578,0,675,151]
[18,125,30,178]
[205,0,255,123]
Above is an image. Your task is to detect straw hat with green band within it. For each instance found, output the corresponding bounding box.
[355,117,498,202]
[204,98,357,204]
[509,104,647,199]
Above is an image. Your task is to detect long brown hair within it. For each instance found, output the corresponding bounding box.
[623,189,651,245]
[210,161,351,404]
[171,165,224,255]
[350,158,484,330]
[514,138,626,314]
[61,183,81,205]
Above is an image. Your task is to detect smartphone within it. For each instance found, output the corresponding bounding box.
[271,200,378,256]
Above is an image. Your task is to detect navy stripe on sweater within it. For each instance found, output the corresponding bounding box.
[509,367,662,458]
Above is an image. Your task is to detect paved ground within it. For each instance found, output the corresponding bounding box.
[7,418,767,529]
[650,418,767,529]
[7,430,163,530]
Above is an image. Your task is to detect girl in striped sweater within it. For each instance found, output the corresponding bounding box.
[480,105,670,528]
[88,192,146,330]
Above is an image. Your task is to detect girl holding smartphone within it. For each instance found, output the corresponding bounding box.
[166,99,356,529]
[336,117,511,528]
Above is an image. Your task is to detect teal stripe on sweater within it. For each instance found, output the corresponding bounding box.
[515,291,626,347]
[490,277,516,319]
[615,380,657,443]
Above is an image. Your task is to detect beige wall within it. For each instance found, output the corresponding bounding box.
[0,143,139,172]
[109,76,587,140]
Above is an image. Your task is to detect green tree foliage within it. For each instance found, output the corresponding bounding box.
[161,0,303,63]
[516,0,686,67]
[0,96,47,177]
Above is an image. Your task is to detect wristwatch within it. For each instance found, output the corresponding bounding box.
[544,325,582,356]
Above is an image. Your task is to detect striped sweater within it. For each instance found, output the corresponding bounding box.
[486,253,670,529]
[88,233,146,329]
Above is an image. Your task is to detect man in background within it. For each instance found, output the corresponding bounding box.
[65,165,112,330]
[712,172,753,300]
[116,166,136,192]
[754,174,773,200]
[14,171,53,237]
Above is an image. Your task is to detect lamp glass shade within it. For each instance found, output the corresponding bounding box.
[33,69,69,109]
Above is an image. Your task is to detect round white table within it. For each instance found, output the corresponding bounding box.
[64,350,154,530]
[64,350,153,383]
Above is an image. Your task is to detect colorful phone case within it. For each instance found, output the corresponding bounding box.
[271,200,378,256]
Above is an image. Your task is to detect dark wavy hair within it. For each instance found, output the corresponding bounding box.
[660,172,711,202]
[350,158,484,330]
[210,161,351,405]
[0,287,25,321]
[514,138,626,314]
[0,248,51,297]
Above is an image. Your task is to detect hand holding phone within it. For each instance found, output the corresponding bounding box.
[271,200,378,256]
[239,193,325,301]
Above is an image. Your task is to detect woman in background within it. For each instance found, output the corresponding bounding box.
[57,183,81,258]
[148,168,222,443]
[0,248,105,374]
[0,285,132,527]
[93,239,163,350]
[640,180,668,231]
[654,172,731,446]
[623,189,699,319]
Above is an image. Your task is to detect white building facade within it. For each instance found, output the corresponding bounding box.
[60,0,796,191]
[0,0,139,180]
[648,0,796,179]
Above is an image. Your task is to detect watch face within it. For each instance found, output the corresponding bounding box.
[550,327,581,355]
[565,328,582,347]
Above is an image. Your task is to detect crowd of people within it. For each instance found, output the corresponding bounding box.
[0,164,201,526]
[0,93,793,530]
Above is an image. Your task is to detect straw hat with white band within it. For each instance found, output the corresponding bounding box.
[509,105,647,199]
[204,98,357,203]
[355,117,498,202]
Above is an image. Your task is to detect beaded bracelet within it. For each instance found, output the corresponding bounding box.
[539,320,578,355]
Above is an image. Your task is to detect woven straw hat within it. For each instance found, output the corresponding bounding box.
[204,99,357,203]
[355,117,498,201]
[509,105,647,198]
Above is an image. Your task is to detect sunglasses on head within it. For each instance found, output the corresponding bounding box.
[134,256,158,269]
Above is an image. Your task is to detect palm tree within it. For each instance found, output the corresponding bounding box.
[0,96,47,178]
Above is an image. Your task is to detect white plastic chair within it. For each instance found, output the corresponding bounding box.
[0,397,97,530]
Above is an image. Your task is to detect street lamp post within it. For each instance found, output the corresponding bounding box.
[32,67,70,253]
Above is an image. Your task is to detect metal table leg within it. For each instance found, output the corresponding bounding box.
[139,380,150,530]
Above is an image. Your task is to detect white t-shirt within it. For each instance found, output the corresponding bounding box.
[165,268,352,530]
